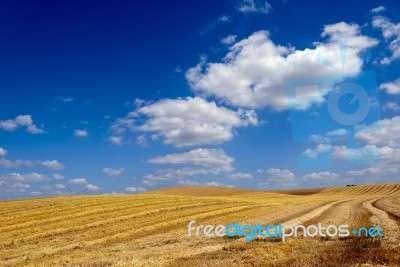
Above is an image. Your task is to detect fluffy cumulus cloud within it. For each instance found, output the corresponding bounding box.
[0,172,65,196]
[148,148,234,167]
[0,115,45,134]
[237,0,272,14]
[305,116,400,161]
[304,130,400,181]
[355,116,400,148]
[69,178,88,185]
[382,102,400,112]
[40,160,64,170]
[143,148,235,186]
[102,167,125,176]
[380,78,400,95]
[372,15,400,65]
[133,97,258,147]
[186,23,378,111]
[85,184,101,191]
[333,145,400,165]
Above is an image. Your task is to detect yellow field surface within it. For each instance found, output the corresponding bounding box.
[0,183,399,266]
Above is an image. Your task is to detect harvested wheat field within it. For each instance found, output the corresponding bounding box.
[0,183,399,266]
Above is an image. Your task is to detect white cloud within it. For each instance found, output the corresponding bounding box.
[0,172,51,183]
[258,168,298,189]
[142,165,233,186]
[53,174,64,180]
[218,15,229,22]
[332,145,380,162]
[148,148,234,167]
[125,186,146,193]
[30,191,42,196]
[226,172,253,179]
[221,34,237,45]
[0,115,45,134]
[69,178,88,185]
[85,184,100,191]
[74,129,88,137]
[134,97,258,147]
[0,150,64,170]
[176,180,233,187]
[372,15,400,65]
[144,148,235,186]
[355,116,400,148]
[370,6,385,14]
[0,159,34,168]
[347,167,398,177]
[332,145,400,166]
[303,144,332,159]
[237,0,272,14]
[0,181,30,194]
[380,78,400,94]
[0,147,7,157]
[176,180,201,186]
[102,167,124,176]
[186,23,377,111]
[135,134,147,146]
[266,168,295,181]
[40,160,64,170]
[110,116,135,135]
[174,65,183,73]
[382,102,400,112]
[303,171,340,181]
[109,136,124,145]
[54,184,66,190]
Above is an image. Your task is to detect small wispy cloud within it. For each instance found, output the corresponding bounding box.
[74,129,88,137]
[237,0,272,14]
[102,167,124,176]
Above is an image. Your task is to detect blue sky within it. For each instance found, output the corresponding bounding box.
[1,0,400,199]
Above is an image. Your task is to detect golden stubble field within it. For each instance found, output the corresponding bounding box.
[0,183,399,266]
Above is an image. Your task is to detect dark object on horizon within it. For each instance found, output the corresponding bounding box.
[346,184,357,187]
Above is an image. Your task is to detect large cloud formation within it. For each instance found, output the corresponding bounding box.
[186,22,378,111]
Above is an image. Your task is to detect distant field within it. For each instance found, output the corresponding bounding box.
[0,183,399,266]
